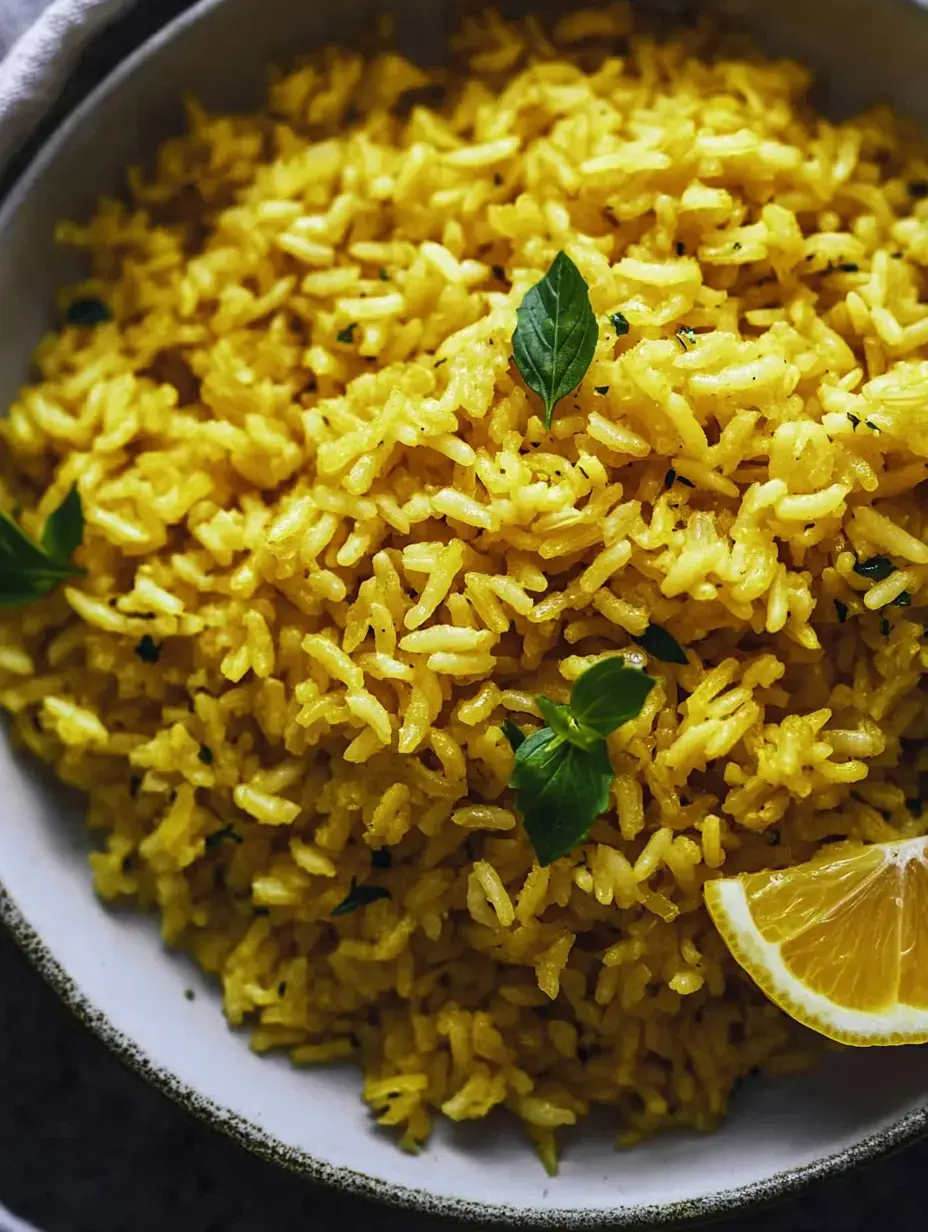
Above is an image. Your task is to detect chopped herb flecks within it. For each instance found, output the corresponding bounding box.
[371,848,392,869]
[336,323,358,344]
[65,297,113,327]
[134,634,160,664]
[198,745,214,765]
[609,312,630,336]
[853,556,895,581]
[881,617,891,636]
[205,825,243,851]
[632,624,688,665]
[834,599,849,624]
[888,591,912,608]
[676,325,697,350]
[332,877,392,917]
[595,386,610,395]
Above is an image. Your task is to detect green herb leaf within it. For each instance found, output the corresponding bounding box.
[888,591,912,607]
[511,731,614,866]
[853,555,895,581]
[337,322,358,344]
[535,696,575,740]
[506,659,656,865]
[512,251,598,429]
[534,695,600,752]
[331,877,392,917]
[41,484,84,563]
[0,486,84,608]
[676,325,697,350]
[632,624,688,665]
[569,659,657,738]
[834,599,849,624]
[609,312,630,336]
[198,745,214,765]
[502,718,526,751]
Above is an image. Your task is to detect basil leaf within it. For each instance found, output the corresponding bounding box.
[331,877,392,917]
[512,733,614,866]
[853,555,894,581]
[0,579,53,608]
[0,487,84,608]
[0,512,51,568]
[41,484,84,563]
[535,696,574,740]
[569,659,656,739]
[632,624,688,665]
[502,719,526,751]
[0,572,72,608]
[536,694,600,751]
[512,251,598,429]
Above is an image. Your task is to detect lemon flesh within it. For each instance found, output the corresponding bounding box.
[705,838,928,1046]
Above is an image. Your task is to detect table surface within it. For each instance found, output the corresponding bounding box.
[1,2,928,1229]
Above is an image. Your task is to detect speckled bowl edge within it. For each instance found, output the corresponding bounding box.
[2,0,928,1224]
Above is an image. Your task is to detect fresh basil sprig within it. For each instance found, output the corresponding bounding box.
[512,251,598,429]
[0,485,85,608]
[503,659,656,866]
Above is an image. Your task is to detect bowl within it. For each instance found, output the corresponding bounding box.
[3,0,928,1224]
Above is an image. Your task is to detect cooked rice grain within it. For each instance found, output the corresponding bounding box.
[4,4,928,1166]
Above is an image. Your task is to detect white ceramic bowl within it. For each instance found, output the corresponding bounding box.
[4,0,928,1224]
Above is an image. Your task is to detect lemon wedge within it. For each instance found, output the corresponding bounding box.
[704,837,928,1046]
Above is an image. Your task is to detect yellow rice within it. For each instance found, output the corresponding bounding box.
[4,4,928,1169]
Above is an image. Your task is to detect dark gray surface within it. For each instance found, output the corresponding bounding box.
[2,919,928,1232]
[1,2,927,1229]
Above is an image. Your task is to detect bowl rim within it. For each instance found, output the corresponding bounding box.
[2,0,928,1225]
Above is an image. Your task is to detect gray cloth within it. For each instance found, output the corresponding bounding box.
[0,0,133,170]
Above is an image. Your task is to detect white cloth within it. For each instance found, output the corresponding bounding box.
[0,0,135,170]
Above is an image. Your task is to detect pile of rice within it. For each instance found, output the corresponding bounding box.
[4,3,928,1169]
